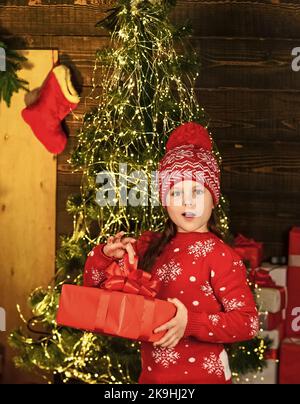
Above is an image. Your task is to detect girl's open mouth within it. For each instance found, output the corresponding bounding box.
[182,212,197,220]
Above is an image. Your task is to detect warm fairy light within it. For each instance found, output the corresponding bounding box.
[8,0,246,385]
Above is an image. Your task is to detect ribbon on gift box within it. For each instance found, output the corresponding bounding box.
[249,268,276,288]
[259,311,285,330]
[288,255,300,267]
[99,252,160,298]
[288,227,300,268]
[265,349,278,360]
[249,268,286,312]
[56,251,177,342]
[233,233,263,269]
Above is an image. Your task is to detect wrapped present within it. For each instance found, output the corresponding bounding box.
[279,338,300,384]
[233,233,263,269]
[249,267,287,313]
[259,262,287,287]
[255,287,287,313]
[235,323,284,384]
[286,227,300,337]
[56,253,177,342]
[259,310,285,331]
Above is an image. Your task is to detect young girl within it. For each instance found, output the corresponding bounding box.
[83,122,259,384]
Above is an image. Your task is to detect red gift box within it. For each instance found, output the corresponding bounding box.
[233,233,263,269]
[259,311,285,331]
[56,253,177,342]
[286,227,300,337]
[249,267,287,313]
[279,338,300,384]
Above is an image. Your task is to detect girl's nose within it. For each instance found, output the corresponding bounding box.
[184,199,193,206]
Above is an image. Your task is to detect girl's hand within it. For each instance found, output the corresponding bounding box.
[103,231,136,261]
[153,298,188,349]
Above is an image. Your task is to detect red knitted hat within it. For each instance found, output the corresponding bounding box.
[158,122,221,207]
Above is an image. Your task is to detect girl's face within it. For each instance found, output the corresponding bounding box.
[165,180,214,233]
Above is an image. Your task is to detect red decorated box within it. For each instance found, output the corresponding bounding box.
[56,253,177,342]
[259,311,285,331]
[233,233,263,270]
[279,338,300,384]
[286,227,300,337]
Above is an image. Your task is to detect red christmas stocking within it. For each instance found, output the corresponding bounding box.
[21,64,80,154]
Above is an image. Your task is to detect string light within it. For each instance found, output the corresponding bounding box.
[9,0,241,384]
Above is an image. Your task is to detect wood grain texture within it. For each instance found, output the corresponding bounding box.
[0,50,58,384]
[0,1,299,359]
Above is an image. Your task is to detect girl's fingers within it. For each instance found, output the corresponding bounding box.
[109,242,127,251]
[153,329,177,347]
[121,237,136,245]
[161,335,178,348]
[154,319,176,334]
[114,231,125,240]
[168,338,179,349]
[107,236,114,244]
[125,242,136,264]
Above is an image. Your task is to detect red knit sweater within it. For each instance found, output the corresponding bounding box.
[83,230,259,384]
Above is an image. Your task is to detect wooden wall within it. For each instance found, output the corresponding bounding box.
[1,0,300,262]
[0,50,58,384]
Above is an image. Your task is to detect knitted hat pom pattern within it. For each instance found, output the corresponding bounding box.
[158,122,221,207]
[166,121,212,153]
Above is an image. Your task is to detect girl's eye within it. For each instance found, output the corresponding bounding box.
[173,191,181,197]
[195,189,203,195]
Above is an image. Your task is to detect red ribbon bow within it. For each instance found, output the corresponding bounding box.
[99,253,160,298]
[249,268,276,288]
[234,233,260,247]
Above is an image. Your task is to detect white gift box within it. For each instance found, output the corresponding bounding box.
[255,287,287,313]
[260,262,287,287]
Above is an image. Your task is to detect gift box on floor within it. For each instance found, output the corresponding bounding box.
[233,233,263,270]
[286,227,300,338]
[259,262,287,287]
[259,310,285,331]
[56,253,177,342]
[255,287,287,314]
[279,338,300,384]
[249,267,287,314]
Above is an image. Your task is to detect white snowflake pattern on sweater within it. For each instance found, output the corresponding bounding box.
[156,259,183,284]
[233,259,244,267]
[188,239,216,259]
[222,297,245,312]
[202,353,224,378]
[200,281,216,299]
[152,346,180,368]
[90,267,106,284]
[248,315,259,337]
[208,314,221,326]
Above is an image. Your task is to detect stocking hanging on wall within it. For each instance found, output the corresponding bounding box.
[21,64,80,155]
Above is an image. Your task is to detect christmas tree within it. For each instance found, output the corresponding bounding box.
[9,0,269,384]
[0,40,28,107]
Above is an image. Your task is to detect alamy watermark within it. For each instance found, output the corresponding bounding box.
[95,164,206,213]
[0,47,6,72]
[0,307,6,332]
[292,47,300,72]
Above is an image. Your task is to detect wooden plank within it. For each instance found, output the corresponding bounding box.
[2,2,300,38]
[0,50,58,384]
[3,35,298,91]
